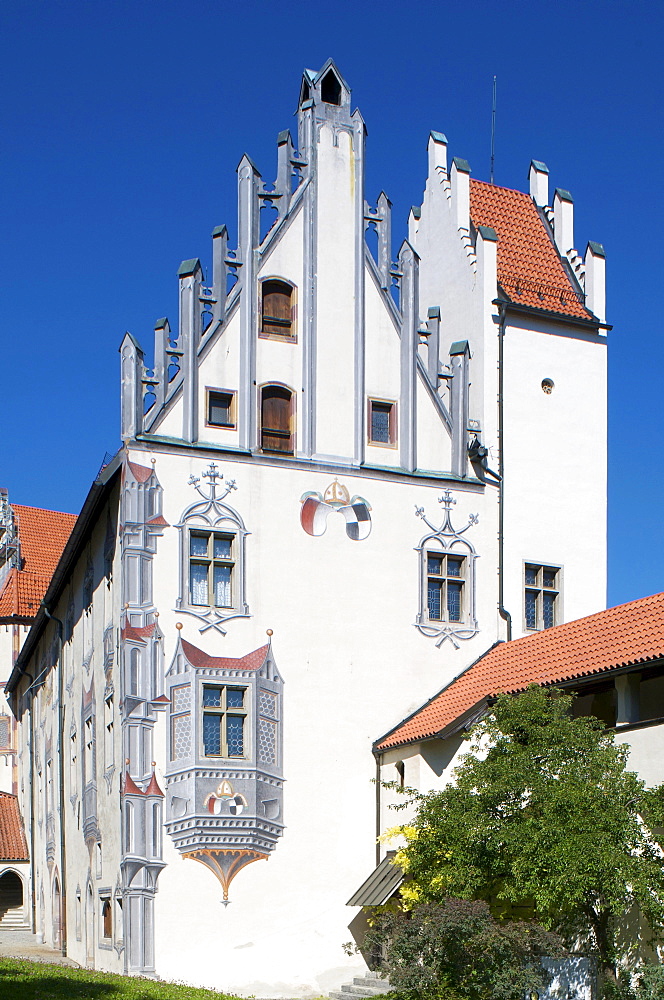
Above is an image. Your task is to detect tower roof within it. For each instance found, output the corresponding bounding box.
[469,179,592,321]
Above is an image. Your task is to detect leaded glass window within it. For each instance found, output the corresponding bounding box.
[524,564,560,631]
[426,552,466,623]
[368,399,396,446]
[188,531,235,608]
[201,685,246,758]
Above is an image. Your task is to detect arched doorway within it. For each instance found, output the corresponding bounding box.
[0,870,23,928]
[52,873,62,950]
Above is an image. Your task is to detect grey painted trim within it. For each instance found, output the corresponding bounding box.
[129,435,485,490]
[426,307,440,385]
[301,104,317,458]
[237,156,260,452]
[414,491,480,648]
[365,249,401,332]
[399,242,419,472]
[450,345,470,478]
[180,262,202,444]
[416,355,452,434]
[353,110,366,466]
[257,176,309,262]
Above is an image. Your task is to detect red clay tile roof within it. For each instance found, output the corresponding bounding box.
[0,504,76,620]
[0,792,29,861]
[145,771,164,797]
[376,592,664,751]
[181,639,269,673]
[127,461,153,483]
[121,622,157,644]
[469,179,592,321]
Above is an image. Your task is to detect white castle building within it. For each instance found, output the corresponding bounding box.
[6,61,608,996]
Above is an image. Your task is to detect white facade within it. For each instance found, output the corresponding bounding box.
[9,61,608,996]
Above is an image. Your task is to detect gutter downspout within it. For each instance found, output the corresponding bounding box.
[496,299,512,641]
[375,754,381,868]
[42,603,67,957]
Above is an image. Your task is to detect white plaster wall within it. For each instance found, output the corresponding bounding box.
[140,447,504,996]
[502,318,607,633]
[617,724,664,788]
[315,126,357,460]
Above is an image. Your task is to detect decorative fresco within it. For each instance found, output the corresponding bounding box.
[414,490,479,648]
[300,480,372,540]
[164,632,284,901]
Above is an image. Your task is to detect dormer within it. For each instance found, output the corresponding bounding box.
[298,59,352,120]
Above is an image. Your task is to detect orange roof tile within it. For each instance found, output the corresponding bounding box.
[0,504,76,620]
[0,792,29,861]
[127,461,153,483]
[469,179,592,321]
[181,639,269,673]
[376,592,664,751]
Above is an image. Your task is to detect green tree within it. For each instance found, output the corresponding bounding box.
[391,685,664,980]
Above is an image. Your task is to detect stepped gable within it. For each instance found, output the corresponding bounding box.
[469,179,591,321]
[0,504,76,619]
[0,792,29,861]
[376,592,664,751]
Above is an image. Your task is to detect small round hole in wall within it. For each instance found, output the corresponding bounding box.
[541,378,554,394]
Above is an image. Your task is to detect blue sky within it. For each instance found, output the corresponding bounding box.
[1,1,662,608]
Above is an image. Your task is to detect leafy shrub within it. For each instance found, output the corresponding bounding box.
[364,897,565,1000]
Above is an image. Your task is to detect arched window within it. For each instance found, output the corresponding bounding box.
[261,280,294,340]
[321,69,341,106]
[260,385,294,455]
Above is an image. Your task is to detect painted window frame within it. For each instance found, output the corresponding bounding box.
[367,398,398,448]
[175,488,250,631]
[200,682,249,760]
[188,529,236,610]
[206,387,237,430]
[259,382,296,455]
[523,562,562,631]
[259,277,297,342]
[99,891,113,948]
[424,549,467,625]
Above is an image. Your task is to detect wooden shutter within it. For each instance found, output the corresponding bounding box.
[261,386,292,453]
[262,281,292,337]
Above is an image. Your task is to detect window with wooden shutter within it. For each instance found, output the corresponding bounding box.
[260,385,294,454]
[261,280,294,339]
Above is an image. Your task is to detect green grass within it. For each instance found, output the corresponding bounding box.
[0,958,243,1000]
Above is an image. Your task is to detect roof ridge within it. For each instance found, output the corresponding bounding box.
[11,503,77,519]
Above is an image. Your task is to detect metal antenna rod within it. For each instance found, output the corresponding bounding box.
[490,75,497,184]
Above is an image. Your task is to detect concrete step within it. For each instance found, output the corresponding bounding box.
[329,973,391,999]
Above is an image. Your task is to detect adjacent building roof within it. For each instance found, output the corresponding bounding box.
[347,852,404,907]
[0,504,76,620]
[469,179,592,322]
[0,793,29,860]
[376,592,664,751]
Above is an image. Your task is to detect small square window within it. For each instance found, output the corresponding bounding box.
[207,390,235,428]
[368,400,397,447]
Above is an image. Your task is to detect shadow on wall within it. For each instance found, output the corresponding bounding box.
[0,871,23,925]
